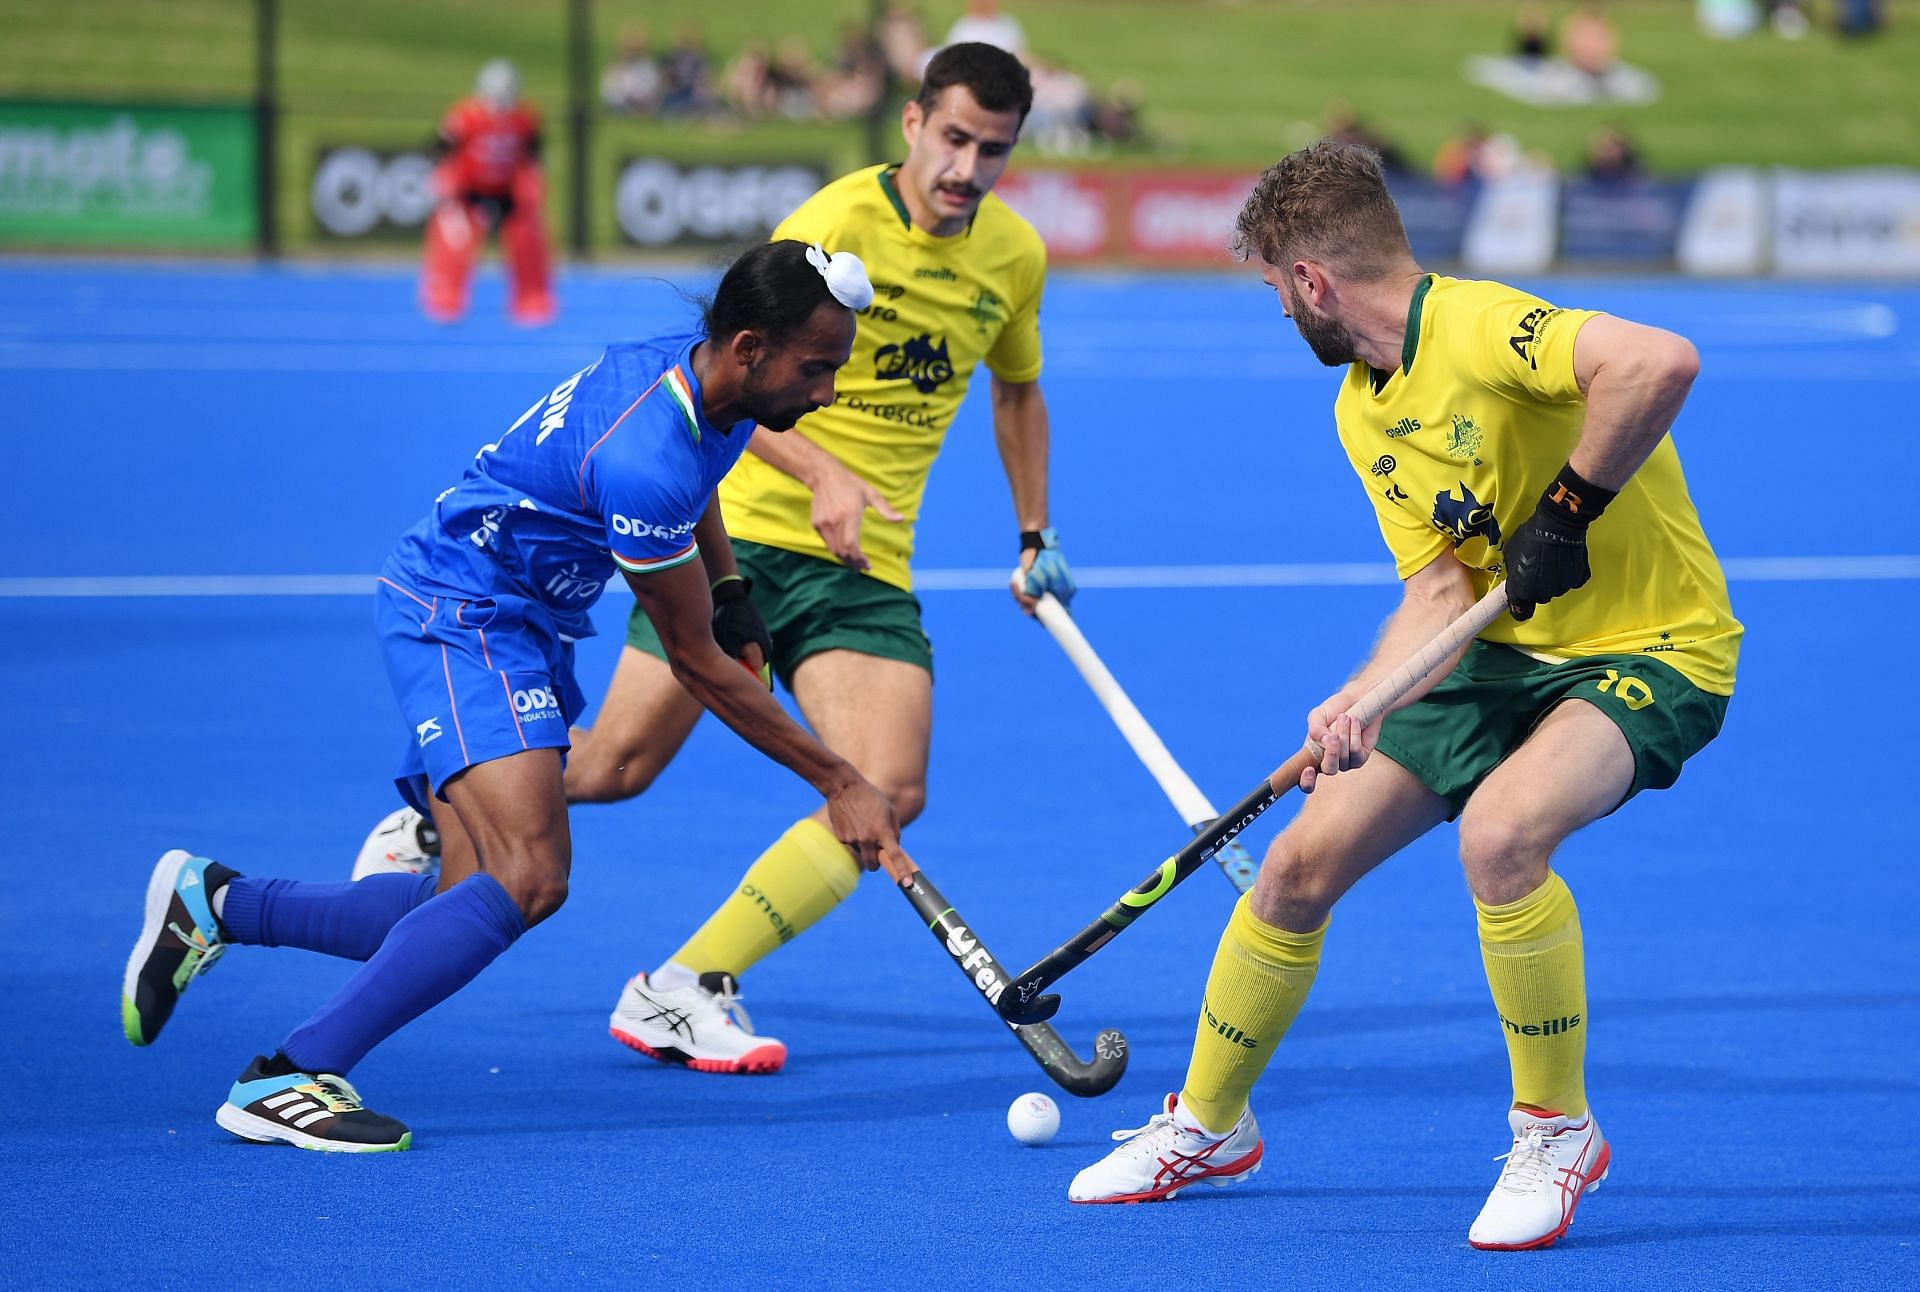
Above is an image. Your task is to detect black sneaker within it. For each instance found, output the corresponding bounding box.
[215,1056,411,1152]
[122,850,229,1046]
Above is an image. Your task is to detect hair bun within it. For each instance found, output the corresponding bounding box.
[805,243,874,312]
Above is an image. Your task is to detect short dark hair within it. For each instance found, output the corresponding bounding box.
[915,41,1032,124]
[1231,139,1413,281]
[703,239,840,346]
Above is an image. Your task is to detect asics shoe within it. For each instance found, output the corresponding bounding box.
[1468,1108,1610,1250]
[1069,1093,1264,1203]
[122,850,229,1046]
[216,1056,411,1152]
[608,971,787,1074]
[352,806,441,881]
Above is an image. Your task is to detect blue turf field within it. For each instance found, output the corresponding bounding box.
[2,261,1916,1291]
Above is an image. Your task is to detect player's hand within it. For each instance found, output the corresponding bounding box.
[810,462,903,572]
[710,575,774,690]
[1504,464,1616,622]
[1012,528,1074,614]
[1299,690,1379,792]
[823,772,902,872]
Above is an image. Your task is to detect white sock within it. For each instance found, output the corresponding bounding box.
[211,885,228,920]
[650,961,697,991]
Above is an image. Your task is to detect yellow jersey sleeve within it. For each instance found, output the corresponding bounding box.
[984,245,1045,383]
[1457,293,1598,406]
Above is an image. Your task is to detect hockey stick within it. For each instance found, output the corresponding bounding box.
[1033,593,1257,894]
[997,582,1512,1026]
[880,846,1127,1097]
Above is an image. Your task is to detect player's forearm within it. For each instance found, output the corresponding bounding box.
[691,494,739,585]
[991,378,1050,530]
[1348,560,1478,712]
[669,646,858,797]
[745,426,843,491]
[1569,333,1699,490]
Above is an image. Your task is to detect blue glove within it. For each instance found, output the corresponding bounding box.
[1020,528,1076,607]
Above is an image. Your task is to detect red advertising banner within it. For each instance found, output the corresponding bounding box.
[995,167,1261,266]
[991,168,1114,262]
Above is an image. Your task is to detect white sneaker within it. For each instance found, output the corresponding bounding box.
[608,971,787,1074]
[352,807,441,881]
[1068,1093,1263,1204]
[1468,1108,1610,1250]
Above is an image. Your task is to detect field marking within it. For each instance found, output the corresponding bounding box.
[3,555,1916,599]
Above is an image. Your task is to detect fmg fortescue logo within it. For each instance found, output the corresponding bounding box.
[874,332,954,395]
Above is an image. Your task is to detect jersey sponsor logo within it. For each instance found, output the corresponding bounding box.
[859,282,909,323]
[1431,481,1501,546]
[914,266,956,281]
[543,562,604,603]
[833,392,943,428]
[511,686,560,718]
[1383,417,1421,438]
[610,513,697,541]
[535,367,590,444]
[966,288,1002,335]
[1370,455,1397,477]
[1499,1011,1582,1037]
[1445,414,1484,463]
[1508,306,1561,371]
[415,718,443,747]
[874,333,955,395]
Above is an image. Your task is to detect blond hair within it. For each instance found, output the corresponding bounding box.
[1231,139,1413,282]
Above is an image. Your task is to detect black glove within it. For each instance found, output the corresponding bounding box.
[1503,464,1617,622]
[710,574,774,689]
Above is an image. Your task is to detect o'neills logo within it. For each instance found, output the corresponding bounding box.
[1499,1012,1582,1037]
[1203,999,1257,1048]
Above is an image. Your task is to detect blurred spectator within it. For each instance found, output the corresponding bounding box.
[1697,0,1762,38]
[1025,56,1094,155]
[1433,121,1531,186]
[817,23,888,121]
[1089,78,1144,148]
[1326,100,1410,174]
[600,25,663,115]
[1583,124,1644,183]
[1837,0,1885,37]
[659,25,717,116]
[878,3,934,86]
[1768,0,1810,38]
[722,40,777,118]
[1513,1,1553,61]
[946,0,1026,56]
[767,37,822,119]
[1562,3,1619,81]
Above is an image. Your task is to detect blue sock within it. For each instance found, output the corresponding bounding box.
[279,873,526,1075]
[218,874,438,962]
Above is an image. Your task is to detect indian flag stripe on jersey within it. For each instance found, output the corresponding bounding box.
[663,367,700,444]
[613,541,700,575]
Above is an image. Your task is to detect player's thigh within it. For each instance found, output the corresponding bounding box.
[789,648,932,812]
[440,747,571,923]
[565,640,704,803]
[1254,750,1450,928]
[1456,698,1634,901]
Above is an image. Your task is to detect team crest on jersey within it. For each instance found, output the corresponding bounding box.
[967,288,1002,335]
[875,333,955,394]
[1445,414,1484,463]
[1431,482,1501,547]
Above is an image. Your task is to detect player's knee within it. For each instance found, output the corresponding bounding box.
[1456,809,1552,901]
[1250,838,1339,931]
[885,778,927,827]
[564,748,660,805]
[501,868,569,926]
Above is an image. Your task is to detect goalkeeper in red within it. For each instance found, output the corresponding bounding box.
[421,59,555,326]
[1069,140,1741,1251]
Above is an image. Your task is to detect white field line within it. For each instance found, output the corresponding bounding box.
[2,556,1916,599]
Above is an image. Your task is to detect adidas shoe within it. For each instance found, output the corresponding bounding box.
[1468,1108,1610,1250]
[215,1056,411,1152]
[122,850,228,1047]
[608,971,787,1074]
[352,806,441,881]
[1069,1093,1264,1204]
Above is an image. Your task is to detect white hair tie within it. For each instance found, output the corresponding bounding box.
[805,242,874,312]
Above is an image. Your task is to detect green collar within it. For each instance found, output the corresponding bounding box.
[877,164,976,236]
[1370,274,1432,394]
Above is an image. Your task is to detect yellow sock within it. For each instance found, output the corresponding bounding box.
[1179,893,1327,1135]
[670,818,860,977]
[1477,872,1588,1118]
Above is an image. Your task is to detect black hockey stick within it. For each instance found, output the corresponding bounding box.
[883,848,1127,1097]
[996,584,1512,1026]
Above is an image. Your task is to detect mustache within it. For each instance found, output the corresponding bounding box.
[936,182,982,199]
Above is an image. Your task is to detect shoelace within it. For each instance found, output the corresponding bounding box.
[708,980,755,1035]
[1109,1108,1192,1157]
[1492,1125,1555,1193]
[306,1073,366,1114]
[167,920,226,978]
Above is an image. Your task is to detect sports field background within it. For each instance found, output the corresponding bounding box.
[2,262,1915,1289]
[3,0,1916,249]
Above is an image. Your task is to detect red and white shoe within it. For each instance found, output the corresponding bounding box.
[1068,1093,1263,1204]
[608,971,786,1074]
[1468,1108,1610,1250]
